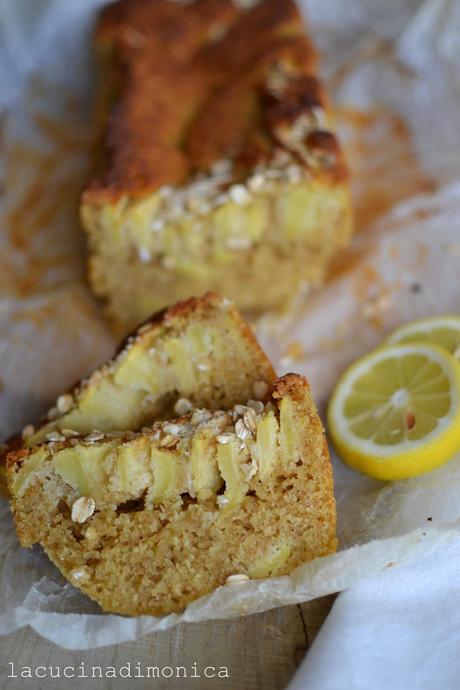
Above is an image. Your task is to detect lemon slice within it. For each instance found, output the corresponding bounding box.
[385,315,460,359]
[328,344,460,480]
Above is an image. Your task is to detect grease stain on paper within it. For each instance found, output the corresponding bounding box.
[326,106,436,289]
[2,76,95,298]
[337,106,437,232]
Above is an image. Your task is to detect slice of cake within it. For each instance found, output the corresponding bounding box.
[8,374,336,616]
[21,292,275,445]
[82,0,352,333]
[0,293,274,494]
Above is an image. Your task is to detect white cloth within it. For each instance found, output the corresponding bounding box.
[287,540,460,690]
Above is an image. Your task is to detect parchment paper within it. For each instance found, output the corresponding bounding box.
[0,0,459,649]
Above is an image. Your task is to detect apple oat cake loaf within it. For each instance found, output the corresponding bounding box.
[0,293,274,495]
[82,0,353,334]
[8,374,336,616]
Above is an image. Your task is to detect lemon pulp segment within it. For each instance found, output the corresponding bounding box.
[328,344,460,480]
[385,315,460,359]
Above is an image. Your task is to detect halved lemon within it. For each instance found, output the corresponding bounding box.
[328,343,460,480]
[385,315,460,359]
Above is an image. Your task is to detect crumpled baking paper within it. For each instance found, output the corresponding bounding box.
[1,0,460,649]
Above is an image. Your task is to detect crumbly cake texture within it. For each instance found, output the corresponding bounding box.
[0,293,275,495]
[82,0,353,333]
[8,374,336,617]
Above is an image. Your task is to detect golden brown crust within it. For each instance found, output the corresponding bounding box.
[6,374,304,471]
[6,448,28,474]
[3,293,275,476]
[6,375,299,474]
[8,369,336,615]
[272,372,311,400]
[0,434,23,495]
[273,373,327,437]
[84,0,347,204]
[116,291,223,352]
[0,299,231,487]
[114,291,272,365]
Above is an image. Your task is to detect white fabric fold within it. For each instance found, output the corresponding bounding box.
[287,539,460,690]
